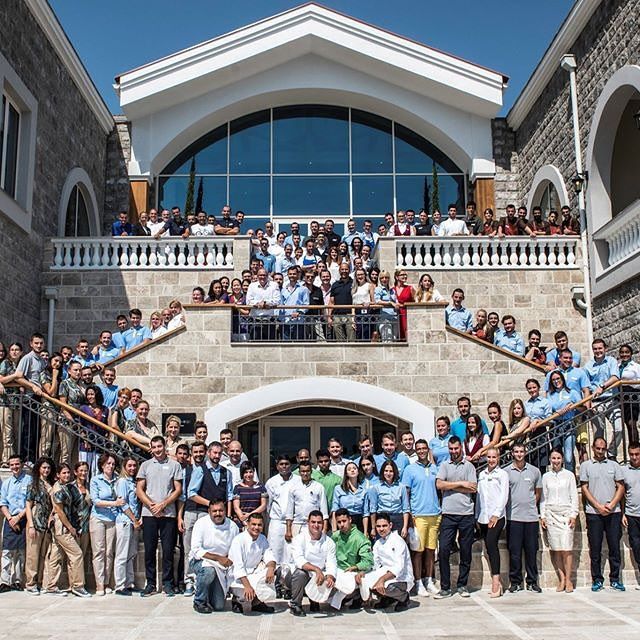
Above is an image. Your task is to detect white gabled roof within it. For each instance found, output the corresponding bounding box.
[115,2,507,119]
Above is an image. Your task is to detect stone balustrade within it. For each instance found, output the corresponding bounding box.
[51,236,238,270]
[593,199,640,270]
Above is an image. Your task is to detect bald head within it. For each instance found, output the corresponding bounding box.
[228,440,243,464]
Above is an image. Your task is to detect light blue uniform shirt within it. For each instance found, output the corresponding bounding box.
[280,282,309,319]
[99,383,119,411]
[275,255,296,274]
[0,472,31,514]
[187,460,234,501]
[546,347,581,367]
[451,417,489,441]
[429,434,452,468]
[547,388,582,420]
[374,452,410,475]
[494,329,525,356]
[544,366,589,395]
[122,325,152,350]
[401,462,441,516]
[365,481,409,516]
[360,474,380,492]
[111,331,126,350]
[96,345,121,365]
[374,286,398,316]
[445,304,472,332]
[525,396,553,422]
[115,476,140,525]
[90,473,119,522]
[584,356,619,397]
[331,484,367,515]
[71,354,96,367]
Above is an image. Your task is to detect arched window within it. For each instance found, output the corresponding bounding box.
[157,105,466,229]
[64,184,90,237]
[535,181,560,214]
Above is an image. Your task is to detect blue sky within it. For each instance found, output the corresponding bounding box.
[50,0,574,115]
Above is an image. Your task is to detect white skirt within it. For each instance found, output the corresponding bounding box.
[544,505,575,551]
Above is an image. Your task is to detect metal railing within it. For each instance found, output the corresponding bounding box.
[395,236,579,269]
[2,387,148,464]
[51,237,235,270]
[231,305,404,343]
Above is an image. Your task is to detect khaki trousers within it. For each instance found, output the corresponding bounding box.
[89,518,116,590]
[1,406,17,463]
[25,529,51,589]
[38,413,56,459]
[47,526,85,590]
[58,429,76,465]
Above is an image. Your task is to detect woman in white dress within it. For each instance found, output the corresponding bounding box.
[540,449,579,592]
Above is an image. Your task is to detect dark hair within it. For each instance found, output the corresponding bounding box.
[334,508,351,520]
[98,453,117,472]
[194,421,207,431]
[528,329,541,339]
[449,436,462,446]
[74,461,89,472]
[628,441,640,451]
[436,415,451,426]
[191,440,206,451]
[275,454,291,464]
[33,457,56,484]
[525,378,540,388]
[466,413,484,438]
[220,428,233,437]
[379,460,399,485]
[239,461,255,478]
[8,453,22,463]
[176,443,190,455]
[487,401,502,414]
[150,435,166,446]
[85,384,104,406]
[341,461,364,492]
[554,330,568,341]
[308,509,324,520]
[298,460,312,471]
[129,308,142,317]
[248,512,264,523]
[30,332,45,342]
[208,499,226,509]
[358,454,378,477]
[375,512,392,524]
[415,438,428,447]
[315,448,330,460]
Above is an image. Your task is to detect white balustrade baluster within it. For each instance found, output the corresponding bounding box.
[74,242,84,268]
[53,243,63,267]
[518,241,528,266]
[176,243,186,266]
[451,242,462,267]
[471,242,481,266]
[566,240,576,266]
[442,243,452,267]
[497,241,507,267]
[129,242,140,267]
[213,243,223,266]
[194,242,204,266]
[206,243,214,266]
[489,242,499,266]
[538,240,548,266]
[508,240,519,266]
[461,242,471,266]
[557,241,567,266]
[433,246,442,267]
[167,242,177,266]
[61,243,70,268]
[139,242,149,267]
[397,242,405,267]
[225,247,233,267]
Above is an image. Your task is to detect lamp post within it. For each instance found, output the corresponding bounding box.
[561,53,593,345]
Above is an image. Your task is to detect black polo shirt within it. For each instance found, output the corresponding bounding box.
[330,277,353,315]
[415,223,432,236]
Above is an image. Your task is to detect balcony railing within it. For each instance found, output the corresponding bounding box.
[593,199,640,270]
[394,236,579,269]
[51,237,235,270]
[230,305,404,343]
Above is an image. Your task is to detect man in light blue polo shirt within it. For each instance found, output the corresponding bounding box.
[121,308,152,351]
[98,367,119,411]
[493,315,525,356]
[444,289,472,333]
[71,339,96,368]
[280,266,309,341]
[545,330,581,370]
[544,349,590,396]
[374,433,410,475]
[450,397,488,441]
[92,331,121,365]
[401,439,441,597]
[585,339,621,458]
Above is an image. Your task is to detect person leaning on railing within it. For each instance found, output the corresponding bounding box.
[58,361,86,465]
[246,268,281,341]
[546,371,582,473]
[374,271,399,343]
[0,342,26,467]
[618,345,640,443]
[124,400,160,457]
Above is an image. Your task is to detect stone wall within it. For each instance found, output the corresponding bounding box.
[491,118,519,212]
[592,277,640,353]
[0,0,109,344]
[104,115,131,230]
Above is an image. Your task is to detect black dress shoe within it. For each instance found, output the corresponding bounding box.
[231,599,244,614]
[141,584,156,597]
[0,584,11,593]
[394,597,409,612]
[508,584,523,593]
[115,588,132,596]
[526,583,542,593]
[290,604,306,617]
[252,602,275,613]
[309,600,320,612]
[193,602,213,614]
[348,596,363,610]
[374,596,393,609]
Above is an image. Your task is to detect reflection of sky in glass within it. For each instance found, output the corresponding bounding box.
[274,177,350,215]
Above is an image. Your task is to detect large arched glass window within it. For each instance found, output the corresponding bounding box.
[535,181,560,215]
[64,184,90,237]
[157,105,466,227]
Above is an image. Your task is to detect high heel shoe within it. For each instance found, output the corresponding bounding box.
[489,585,503,598]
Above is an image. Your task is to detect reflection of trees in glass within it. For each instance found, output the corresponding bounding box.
[431,162,441,213]
[195,177,204,214]
[185,158,196,214]
[423,176,431,214]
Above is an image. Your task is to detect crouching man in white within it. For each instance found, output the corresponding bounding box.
[228,513,277,614]
[190,499,239,614]
[360,512,414,612]
[288,510,337,617]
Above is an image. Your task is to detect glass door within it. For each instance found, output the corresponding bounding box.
[264,424,311,478]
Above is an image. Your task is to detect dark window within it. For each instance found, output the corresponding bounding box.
[351,110,392,174]
[0,95,21,199]
[273,176,349,216]
[64,185,90,237]
[229,110,270,174]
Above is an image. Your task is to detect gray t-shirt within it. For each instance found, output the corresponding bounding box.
[137,456,183,518]
[16,351,46,386]
[506,463,542,522]
[436,459,476,515]
[579,459,624,515]
[622,464,640,518]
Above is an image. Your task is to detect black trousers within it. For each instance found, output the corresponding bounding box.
[628,515,640,568]
[438,513,475,591]
[142,516,177,588]
[507,520,539,586]
[586,512,622,583]
[175,530,185,588]
[479,517,505,575]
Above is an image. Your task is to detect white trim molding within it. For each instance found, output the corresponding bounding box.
[525,164,570,213]
[0,51,38,233]
[585,64,640,297]
[204,377,435,442]
[24,0,113,133]
[507,0,602,129]
[57,167,101,237]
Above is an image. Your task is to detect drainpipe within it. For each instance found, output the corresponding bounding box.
[43,287,59,353]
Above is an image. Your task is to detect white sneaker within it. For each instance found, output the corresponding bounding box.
[25,586,40,595]
[417,580,429,597]
[426,580,439,596]
[96,589,105,596]
[105,588,113,595]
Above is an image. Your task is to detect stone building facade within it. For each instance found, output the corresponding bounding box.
[0,0,113,344]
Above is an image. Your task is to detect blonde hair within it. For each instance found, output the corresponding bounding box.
[150,310,162,321]
[165,415,182,434]
[169,299,183,311]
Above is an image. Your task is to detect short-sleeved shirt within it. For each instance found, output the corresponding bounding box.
[622,464,640,517]
[330,278,353,313]
[445,305,472,332]
[121,326,152,351]
[506,463,542,522]
[233,482,268,515]
[436,460,476,515]
[26,480,53,531]
[401,462,440,516]
[0,360,20,405]
[544,366,589,395]
[583,356,619,396]
[137,456,183,518]
[58,378,86,407]
[16,351,46,386]
[579,459,624,515]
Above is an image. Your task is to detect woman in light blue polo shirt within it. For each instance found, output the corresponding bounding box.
[547,371,581,472]
[89,453,125,595]
[525,378,553,473]
[429,416,452,468]
[331,462,367,532]
[114,456,140,595]
[358,455,380,491]
[365,460,410,538]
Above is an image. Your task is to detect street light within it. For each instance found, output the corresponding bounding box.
[571,173,587,194]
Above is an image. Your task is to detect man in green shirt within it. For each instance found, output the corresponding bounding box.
[330,509,373,609]
[311,449,341,516]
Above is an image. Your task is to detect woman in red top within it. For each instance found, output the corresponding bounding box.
[464,414,489,467]
[392,269,414,340]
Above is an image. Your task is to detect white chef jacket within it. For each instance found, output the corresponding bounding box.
[229,530,275,581]
[285,480,328,523]
[290,528,337,576]
[189,516,239,568]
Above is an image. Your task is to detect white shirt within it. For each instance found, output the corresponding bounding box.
[167,314,185,330]
[229,530,275,581]
[285,480,328,523]
[148,221,167,237]
[151,325,168,339]
[372,531,413,585]
[264,232,278,247]
[619,360,640,382]
[540,469,579,519]
[221,459,260,488]
[438,218,469,237]
[265,473,300,521]
[190,223,215,237]
[189,516,239,567]
[246,280,281,316]
[290,528,337,575]
[330,458,347,479]
[476,467,509,523]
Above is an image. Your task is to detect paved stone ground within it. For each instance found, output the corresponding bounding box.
[2,587,640,640]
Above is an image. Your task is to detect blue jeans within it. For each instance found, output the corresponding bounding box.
[550,421,576,472]
[191,559,226,610]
